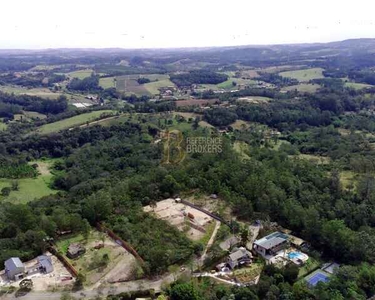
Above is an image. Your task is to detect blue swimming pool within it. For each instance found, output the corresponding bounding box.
[288,252,302,259]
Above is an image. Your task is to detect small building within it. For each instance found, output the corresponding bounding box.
[227,247,252,269]
[322,262,340,275]
[67,243,86,259]
[37,255,53,274]
[4,257,25,280]
[253,232,289,258]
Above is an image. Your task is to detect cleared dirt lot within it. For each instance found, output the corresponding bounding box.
[144,198,214,241]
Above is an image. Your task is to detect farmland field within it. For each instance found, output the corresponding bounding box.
[35,110,116,134]
[0,160,57,204]
[99,77,116,89]
[0,85,63,99]
[240,70,260,78]
[116,74,171,95]
[282,83,320,93]
[279,68,325,82]
[175,99,218,107]
[116,76,150,96]
[67,69,94,79]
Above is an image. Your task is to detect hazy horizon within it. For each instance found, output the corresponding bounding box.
[1,0,375,49]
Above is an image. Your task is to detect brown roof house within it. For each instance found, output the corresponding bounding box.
[67,243,86,259]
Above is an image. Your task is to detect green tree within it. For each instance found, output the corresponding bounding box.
[1,186,11,196]
[169,282,202,300]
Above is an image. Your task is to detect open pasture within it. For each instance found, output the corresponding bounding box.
[0,85,63,99]
[175,99,218,107]
[0,160,57,204]
[35,110,116,134]
[282,83,320,93]
[279,68,325,82]
[67,69,94,79]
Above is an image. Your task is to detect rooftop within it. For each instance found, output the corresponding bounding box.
[5,257,24,270]
[67,243,85,254]
[254,232,289,250]
[229,247,251,261]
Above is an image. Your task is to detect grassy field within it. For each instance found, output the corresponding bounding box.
[0,160,57,204]
[298,258,320,278]
[199,221,217,246]
[23,111,47,120]
[99,77,116,89]
[236,96,272,104]
[279,68,325,82]
[67,69,94,79]
[35,110,116,134]
[175,99,217,107]
[201,77,258,91]
[144,79,175,94]
[282,83,320,93]
[261,65,301,74]
[344,81,373,90]
[0,85,63,99]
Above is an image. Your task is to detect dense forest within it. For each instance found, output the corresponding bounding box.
[170,70,228,87]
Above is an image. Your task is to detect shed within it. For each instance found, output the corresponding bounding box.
[37,255,53,274]
[4,257,25,280]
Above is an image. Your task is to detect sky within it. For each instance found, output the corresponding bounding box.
[1,0,375,49]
